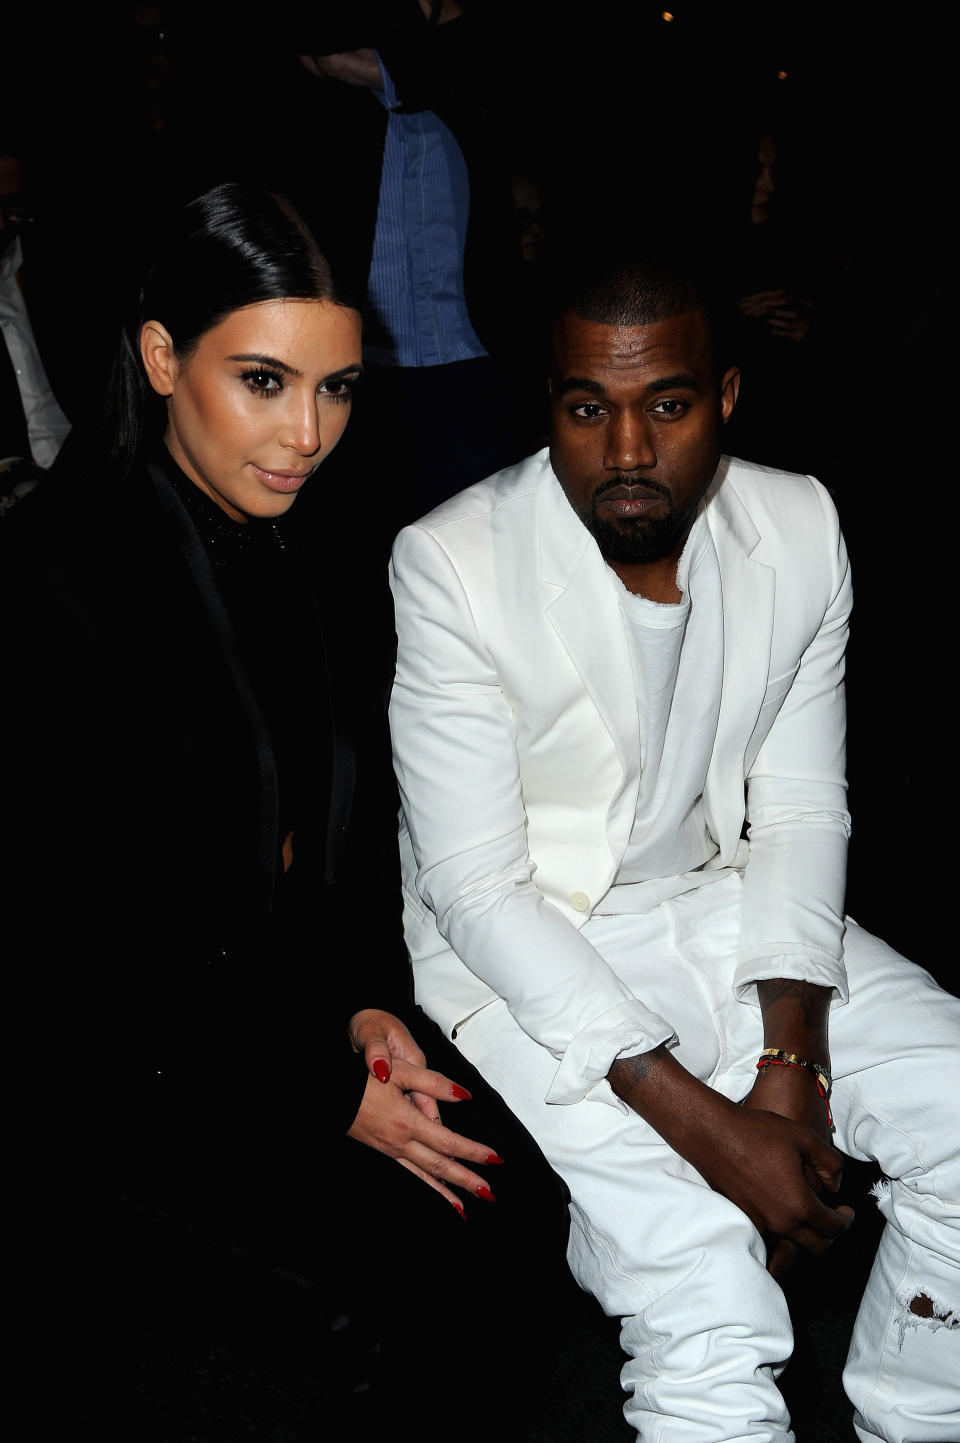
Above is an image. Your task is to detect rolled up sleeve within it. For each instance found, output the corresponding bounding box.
[390,523,668,1103]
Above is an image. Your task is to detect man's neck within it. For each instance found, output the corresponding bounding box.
[609,561,682,603]
[607,546,687,603]
[604,514,702,602]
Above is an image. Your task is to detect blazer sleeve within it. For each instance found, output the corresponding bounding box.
[735,477,853,1004]
[389,522,676,1107]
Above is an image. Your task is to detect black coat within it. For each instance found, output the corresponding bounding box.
[2,449,411,1198]
[4,447,577,1438]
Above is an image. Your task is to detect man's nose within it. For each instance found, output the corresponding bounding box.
[604,411,656,471]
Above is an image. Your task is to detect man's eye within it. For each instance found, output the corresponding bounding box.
[572,402,606,420]
[652,399,685,417]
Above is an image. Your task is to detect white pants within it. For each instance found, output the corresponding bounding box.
[448,876,960,1442]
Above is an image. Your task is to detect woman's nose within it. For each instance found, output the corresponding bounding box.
[282,395,322,457]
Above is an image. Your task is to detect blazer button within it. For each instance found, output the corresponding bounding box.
[570,890,590,912]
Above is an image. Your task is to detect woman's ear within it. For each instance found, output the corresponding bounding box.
[140,321,178,397]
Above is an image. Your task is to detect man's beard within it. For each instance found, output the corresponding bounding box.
[583,478,695,566]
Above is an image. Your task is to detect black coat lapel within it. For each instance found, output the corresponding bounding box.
[147,459,281,914]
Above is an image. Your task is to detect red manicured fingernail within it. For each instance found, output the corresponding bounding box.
[373,1060,390,1083]
[451,1084,472,1100]
[475,1184,496,1202]
[452,1204,466,1222]
[485,1153,504,1165]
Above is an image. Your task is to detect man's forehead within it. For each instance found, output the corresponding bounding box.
[552,308,712,379]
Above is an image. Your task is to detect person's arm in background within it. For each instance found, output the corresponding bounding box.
[298,0,468,109]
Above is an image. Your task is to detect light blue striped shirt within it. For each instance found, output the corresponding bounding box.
[363,54,486,368]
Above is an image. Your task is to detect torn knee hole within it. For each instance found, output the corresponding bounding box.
[908,1292,958,1325]
[895,1287,960,1347]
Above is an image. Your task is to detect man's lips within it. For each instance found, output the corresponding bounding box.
[595,481,669,517]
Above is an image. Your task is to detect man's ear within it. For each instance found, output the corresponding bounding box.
[140,321,178,397]
[719,364,740,423]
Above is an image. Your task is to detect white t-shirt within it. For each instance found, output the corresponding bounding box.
[593,510,739,917]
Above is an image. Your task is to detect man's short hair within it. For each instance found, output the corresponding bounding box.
[548,241,733,370]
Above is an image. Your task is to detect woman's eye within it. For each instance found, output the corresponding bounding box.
[242,369,283,395]
[320,378,356,403]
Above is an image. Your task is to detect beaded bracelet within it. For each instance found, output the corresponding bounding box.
[756,1047,834,1128]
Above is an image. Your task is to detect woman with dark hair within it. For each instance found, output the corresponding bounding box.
[2,183,571,1436]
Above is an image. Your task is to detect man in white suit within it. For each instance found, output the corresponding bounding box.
[388,254,959,1441]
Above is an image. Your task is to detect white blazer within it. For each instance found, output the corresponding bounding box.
[389,449,852,1099]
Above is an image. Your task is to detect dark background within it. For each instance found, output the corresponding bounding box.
[6,1,945,977]
[4,4,947,1437]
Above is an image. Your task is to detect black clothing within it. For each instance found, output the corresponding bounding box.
[3,446,573,1436]
[4,449,395,1145]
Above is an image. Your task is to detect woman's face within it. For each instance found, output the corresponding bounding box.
[142,298,362,522]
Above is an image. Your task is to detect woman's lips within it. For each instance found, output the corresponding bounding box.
[250,464,312,493]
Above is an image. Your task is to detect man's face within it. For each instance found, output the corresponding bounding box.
[549,308,739,573]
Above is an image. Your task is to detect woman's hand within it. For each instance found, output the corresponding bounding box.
[349,1008,474,1124]
[350,1008,425,1077]
[347,1057,502,1215]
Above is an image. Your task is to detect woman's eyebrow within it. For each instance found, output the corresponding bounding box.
[227,353,300,376]
[324,363,364,381]
[226,356,364,381]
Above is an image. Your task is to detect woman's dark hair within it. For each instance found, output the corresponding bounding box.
[107,182,350,473]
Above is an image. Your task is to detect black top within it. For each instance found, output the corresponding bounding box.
[165,460,331,881]
[1,446,412,1195]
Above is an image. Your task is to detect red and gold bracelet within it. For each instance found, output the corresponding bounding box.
[756,1047,834,1128]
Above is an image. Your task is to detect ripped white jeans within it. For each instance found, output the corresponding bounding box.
[447,876,960,1442]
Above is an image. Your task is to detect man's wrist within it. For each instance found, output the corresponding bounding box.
[608,1045,663,1104]
[608,1046,734,1152]
[757,978,832,1063]
[752,1047,834,1129]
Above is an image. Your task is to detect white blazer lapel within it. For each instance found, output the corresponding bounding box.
[536,464,642,841]
[703,463,776,858]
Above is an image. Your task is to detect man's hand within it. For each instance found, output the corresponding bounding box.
[609,1047,853,1275]
[744,978,853,1274]
[742,1060,850,1275]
